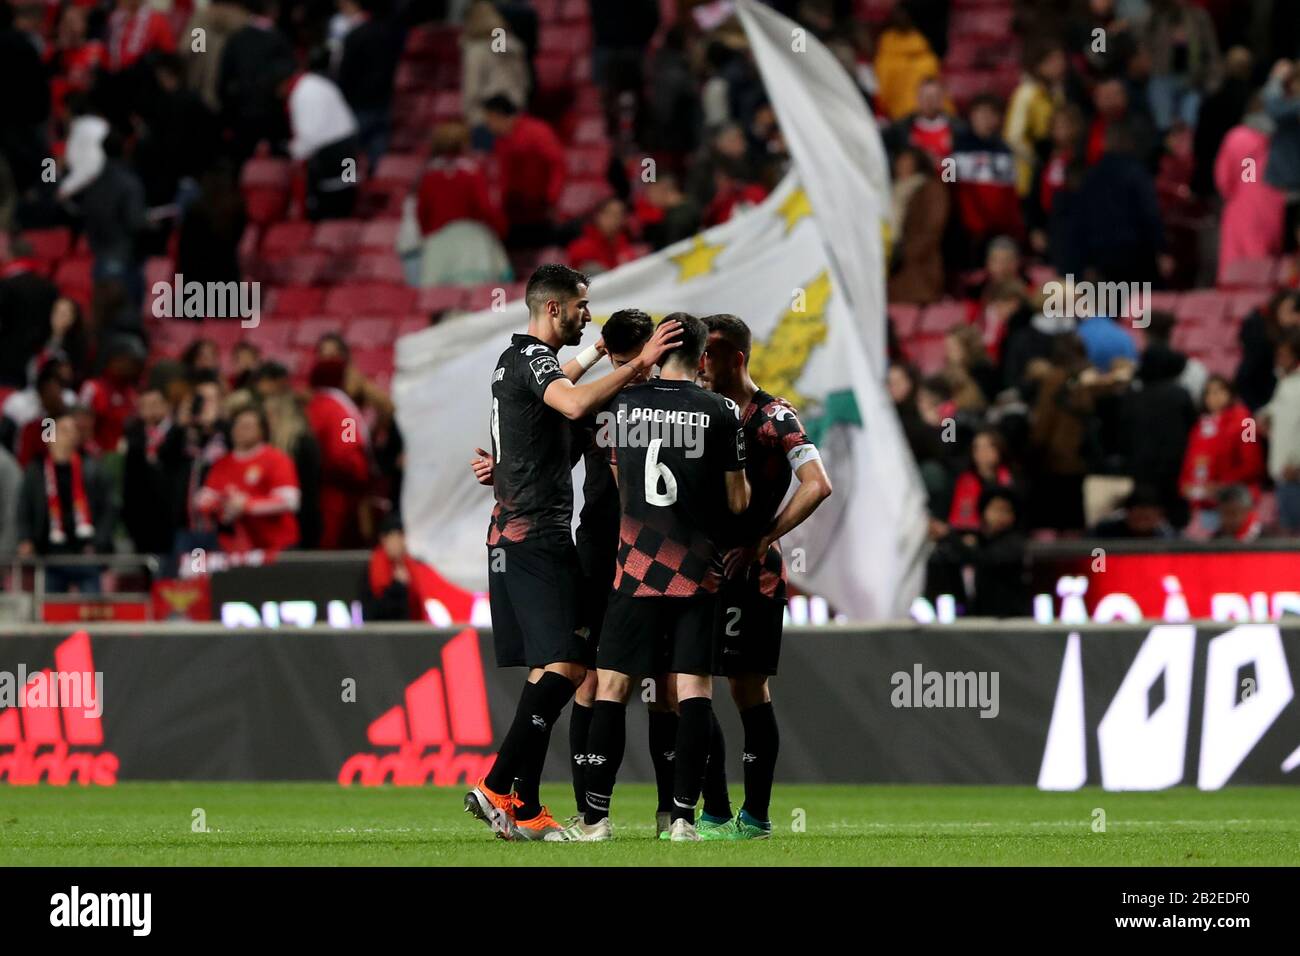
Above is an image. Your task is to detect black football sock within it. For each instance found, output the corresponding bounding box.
[701,710,732,821]
[510,671,577,819]
[484,678,543,796]
[583,700,627,825]
[647,710,678,813]
[568,701,594,815]
[671,697,713,824]
[740,701,779,823]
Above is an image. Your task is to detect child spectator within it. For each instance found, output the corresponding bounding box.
[1179,375,1264,521]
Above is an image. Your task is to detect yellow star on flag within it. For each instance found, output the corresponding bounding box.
[777,188,812,233]
[669,236,726,282]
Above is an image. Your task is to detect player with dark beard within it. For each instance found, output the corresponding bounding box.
[471,308,656,824]
[694,313,833,839]
[463,266,680,841]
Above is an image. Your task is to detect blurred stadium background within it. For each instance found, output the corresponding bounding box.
[1,0,1299,833]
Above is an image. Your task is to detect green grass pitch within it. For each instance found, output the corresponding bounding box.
[1,783,1297,866]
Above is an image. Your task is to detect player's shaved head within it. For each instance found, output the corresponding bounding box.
[603,309,653,354]
[702,313,752,362]
[525,263,589,316]
[661,311,707,373]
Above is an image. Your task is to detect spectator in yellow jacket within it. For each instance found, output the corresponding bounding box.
[1005,41,1069,196]
[874,8,942,121]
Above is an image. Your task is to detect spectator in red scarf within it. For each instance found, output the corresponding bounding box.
[105,0,175,72]
[14,360,75,467]
[1179,375,1264,518]
[16,413,116,592]
[194,404,300,554]
[948,428,1014,531]
[78,337,144,455]
[566,197,635,274]
[415,120,505,238]
[306,356,372,549]
[483,94,566,247]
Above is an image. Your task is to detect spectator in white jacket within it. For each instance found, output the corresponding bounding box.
[1262,329,1300,533]
[278,69,359,221]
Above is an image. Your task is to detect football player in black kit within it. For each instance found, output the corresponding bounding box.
[549,312,751,842]
[463,266,681,840]
[695,313,833,839]
[473,308,658,823]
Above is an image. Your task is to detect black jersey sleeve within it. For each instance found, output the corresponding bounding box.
[521,345,567,401]
[718,395,747,471]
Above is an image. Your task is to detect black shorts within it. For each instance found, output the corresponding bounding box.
[597,591,717,677]
[487,537,588,668]
[714,576,786,677]
[575,539,616,665]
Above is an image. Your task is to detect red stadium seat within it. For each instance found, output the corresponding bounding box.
[557,180,614,220]
[324,283,416,316]
[144,256,174,288]
[462,281,526,313]
[312,220,363,254]
[267,286,325,317]
[910,335,948,374]
[240,157,292,226]
[359,219,400,252]
[888,303,921,338]
[535,53,574,91]
[571,114,607,145]
[53,257,93,296]
[397,316,428,337]
[347,254,407,284]
[247,318,293,350]
[566,145,611,178]
[1230,289,1271,322]
[22,227,72,262]
[262,222,315,258]
[199,320,247,350]
[1176,289,1228,325]
[346,316,397,348]
[371,153,424,188]
[292,316,346,348]
[1218,256,1277,289]
[416,286,469,314]
[918,300,969,335]
[270,251,333,286]
[559,0,588,20]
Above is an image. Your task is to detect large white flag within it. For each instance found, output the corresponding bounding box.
[393,4,928,619]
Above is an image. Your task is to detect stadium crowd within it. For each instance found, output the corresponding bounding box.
[0,0,1298,607]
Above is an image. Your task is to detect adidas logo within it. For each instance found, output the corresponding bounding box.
[338,628,496,787]
[742,752,757,763]
[0,631,119,786]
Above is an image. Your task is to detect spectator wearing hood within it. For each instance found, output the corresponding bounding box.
[306,355,372,549]
[78,337,145,454]
[1212,483,1262,541]
[1215,104,1286,283]
[1091,484,1176,539]
[1122,339,1198,525]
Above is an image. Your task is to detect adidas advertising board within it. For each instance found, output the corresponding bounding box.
[1,624,1298,788]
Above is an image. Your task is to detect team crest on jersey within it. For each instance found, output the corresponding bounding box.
[244,465,262,485]
[529,355,560,383]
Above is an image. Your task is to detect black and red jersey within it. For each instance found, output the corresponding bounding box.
[486,333,572,546]
[606,379,746,598]
[726,389,819,602]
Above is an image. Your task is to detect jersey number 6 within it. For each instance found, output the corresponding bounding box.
[644,437,678,506]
